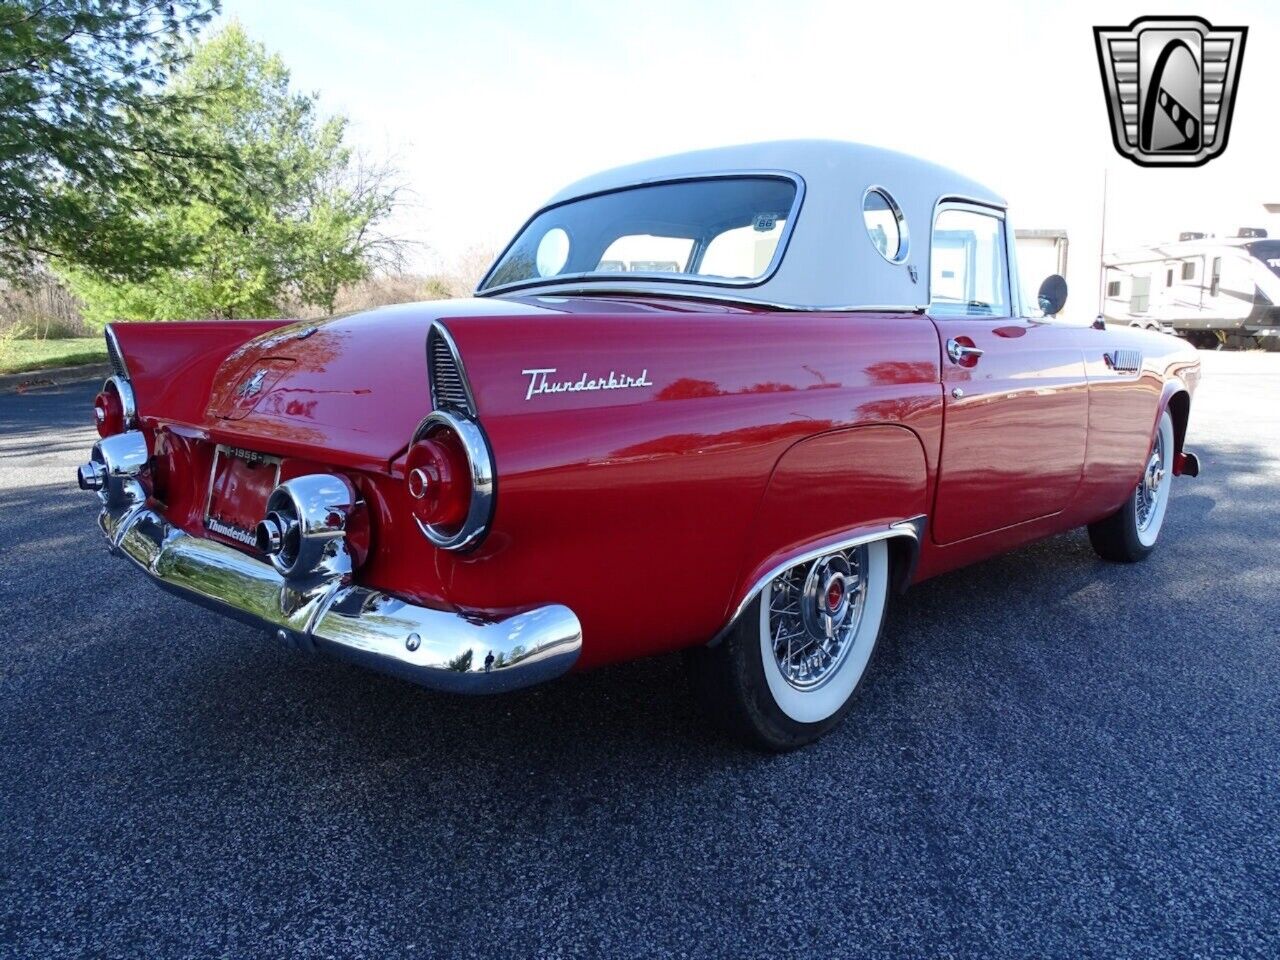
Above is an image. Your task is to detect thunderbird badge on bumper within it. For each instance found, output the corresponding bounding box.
[80,431,582,694]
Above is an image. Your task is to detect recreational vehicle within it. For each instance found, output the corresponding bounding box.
[1103,230,1280,349]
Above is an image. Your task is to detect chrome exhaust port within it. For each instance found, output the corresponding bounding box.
[255,474,356,580]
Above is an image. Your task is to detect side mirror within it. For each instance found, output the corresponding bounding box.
[1037,275,1068,317]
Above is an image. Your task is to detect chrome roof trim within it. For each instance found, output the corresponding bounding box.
[505,287,927,314]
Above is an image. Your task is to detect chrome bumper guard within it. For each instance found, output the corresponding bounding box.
[98,503,582,694]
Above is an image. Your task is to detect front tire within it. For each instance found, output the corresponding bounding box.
[1088,410,1175,562]
[685,539,890,751]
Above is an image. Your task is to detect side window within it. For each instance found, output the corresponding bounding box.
[1181,260,1196,280]
[1210,256,1222,297]
[929,208,1010,318]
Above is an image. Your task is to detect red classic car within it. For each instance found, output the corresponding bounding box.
[78,141,1200,749]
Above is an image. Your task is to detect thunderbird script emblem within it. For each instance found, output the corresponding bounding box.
[1094,16,1247,167]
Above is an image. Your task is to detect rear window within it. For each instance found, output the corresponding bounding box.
[480,176,799,292]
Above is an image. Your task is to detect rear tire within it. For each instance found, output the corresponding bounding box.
[685,539,890,751]
[1088,410,1175,563]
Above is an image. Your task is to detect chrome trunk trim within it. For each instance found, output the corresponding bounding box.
[96,503,582,694]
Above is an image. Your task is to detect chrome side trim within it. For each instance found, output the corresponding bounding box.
[411,409,495,552]
[710,520,925,646]
[96,504,581,695]
[104,324,129,380]
[105,376,137,427]
[1105,349,1143,372]
[426,319,478,415]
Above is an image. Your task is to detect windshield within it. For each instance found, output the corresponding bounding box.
[1247,240,1280,277]
[479,176,799,292]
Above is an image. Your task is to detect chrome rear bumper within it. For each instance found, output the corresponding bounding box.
[98,503,582,694]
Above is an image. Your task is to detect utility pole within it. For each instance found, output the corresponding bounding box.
[1096,167,1109,317]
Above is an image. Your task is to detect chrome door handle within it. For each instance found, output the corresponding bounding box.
[946,339,984,364]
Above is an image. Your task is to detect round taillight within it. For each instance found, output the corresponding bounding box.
[405,430,471,531]
[94,387,124,437]
[93,377,135,438]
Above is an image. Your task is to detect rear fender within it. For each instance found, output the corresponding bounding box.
[717,424,930,640]
[108,319,293,427]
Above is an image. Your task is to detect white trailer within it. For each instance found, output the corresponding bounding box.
[1102,229,1280,348]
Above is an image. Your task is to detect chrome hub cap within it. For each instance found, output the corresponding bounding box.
[1136,431,1166,532]
[768,545,868,690]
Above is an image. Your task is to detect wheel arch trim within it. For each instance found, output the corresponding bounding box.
[709,516,924,646]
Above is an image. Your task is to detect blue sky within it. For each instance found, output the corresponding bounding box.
[219,0,1278,312]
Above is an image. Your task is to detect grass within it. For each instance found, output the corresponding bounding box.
[0,337,107,376]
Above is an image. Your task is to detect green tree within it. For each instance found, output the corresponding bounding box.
[62,23,404,323]
[0,1,221,280]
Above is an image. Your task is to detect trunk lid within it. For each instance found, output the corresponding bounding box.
[202,299,562,468]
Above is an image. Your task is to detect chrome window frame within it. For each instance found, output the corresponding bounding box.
[860,185,910,265]
[476,170,806,297]
[927,197,1015,320]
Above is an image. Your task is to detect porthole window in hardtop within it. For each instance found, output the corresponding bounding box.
[480,176,799,291]
[862,188,908,263]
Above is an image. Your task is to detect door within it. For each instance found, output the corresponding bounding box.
[928,203,1090,545]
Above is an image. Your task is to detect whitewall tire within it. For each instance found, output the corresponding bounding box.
[685,538,891,751]
[1088,409,1175,562]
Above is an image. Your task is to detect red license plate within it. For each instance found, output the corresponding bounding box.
[204,445,281,548]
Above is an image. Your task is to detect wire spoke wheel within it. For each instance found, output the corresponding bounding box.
[1088,409,1176,562]
[1135,427,1167,533]
[766,545,869,691]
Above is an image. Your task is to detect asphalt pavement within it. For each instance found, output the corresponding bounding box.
[1,351,1277,959]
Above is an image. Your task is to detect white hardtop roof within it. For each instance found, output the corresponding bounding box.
[485,139,1006,311]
